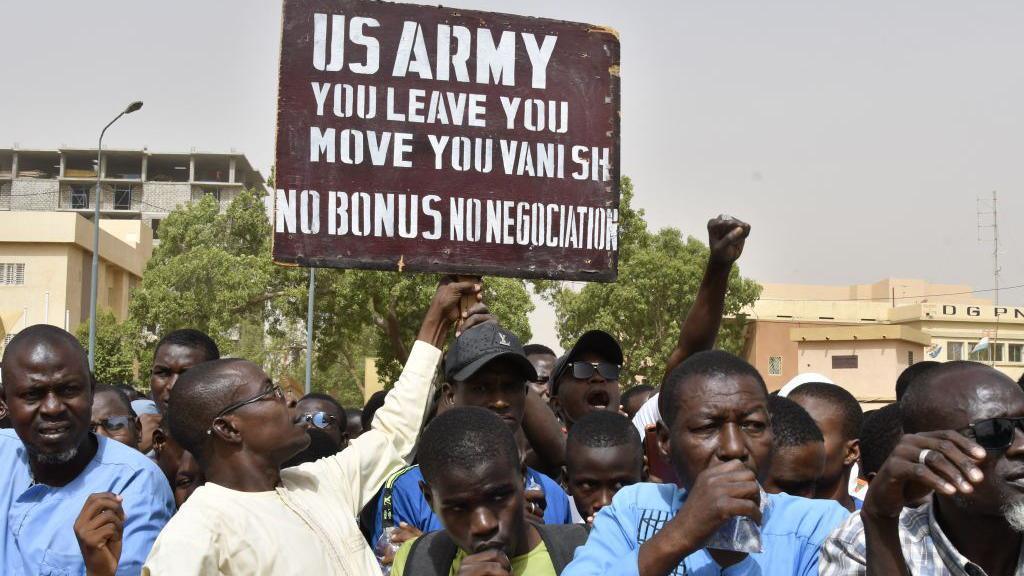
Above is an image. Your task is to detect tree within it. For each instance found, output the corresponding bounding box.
[129,188,535,405]
[537,177,762,386]
[76,309,142,386]
[299,270,534,387]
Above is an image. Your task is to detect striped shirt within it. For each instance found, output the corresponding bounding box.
[820,499,1024,576]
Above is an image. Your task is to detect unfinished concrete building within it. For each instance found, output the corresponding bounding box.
[0,147,265,241]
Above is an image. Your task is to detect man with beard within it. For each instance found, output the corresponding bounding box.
[0,325,174,575]
[143,278,485,575]
[563,350,848,576]
[821,361,1024,575]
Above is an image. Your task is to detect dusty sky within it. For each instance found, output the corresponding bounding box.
[3,1,1022,352]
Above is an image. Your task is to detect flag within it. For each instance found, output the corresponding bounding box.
[927,344,943,358]
[972,338,990,354]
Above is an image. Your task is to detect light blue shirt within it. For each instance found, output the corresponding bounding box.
[0,429,175,576]
[563,482,850,576]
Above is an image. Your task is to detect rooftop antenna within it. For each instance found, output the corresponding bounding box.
[977,191,1000,366]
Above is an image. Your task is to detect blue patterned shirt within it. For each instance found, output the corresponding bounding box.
[563,482,849,575]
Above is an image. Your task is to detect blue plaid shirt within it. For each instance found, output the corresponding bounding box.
[820,498,1024,576]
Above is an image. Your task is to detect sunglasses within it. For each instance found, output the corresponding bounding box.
[961,416,1024,450]
[90,416,135,434]
[297,411,337,429]
[207,384,284,435]
[569,361,620,381]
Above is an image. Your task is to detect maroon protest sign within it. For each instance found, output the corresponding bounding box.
[273,0,620,281]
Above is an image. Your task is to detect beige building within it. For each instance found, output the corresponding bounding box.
[0,212,152,354]
[741,279,1024,409]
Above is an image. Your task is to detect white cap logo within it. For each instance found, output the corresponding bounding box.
[497,332,511,346]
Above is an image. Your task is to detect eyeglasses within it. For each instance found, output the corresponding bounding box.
[297,411,337,429]
[569,361,620,381]
[960,416,1024,450]
[90,416,135,434]
[207,383,284,435]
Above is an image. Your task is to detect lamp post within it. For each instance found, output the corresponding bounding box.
[88,101,143,371]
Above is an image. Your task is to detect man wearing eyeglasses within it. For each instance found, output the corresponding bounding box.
[821,360,1024,575]
[550,330,624,430]
[142,278,487,576]
[282,393,349,467]
[91,384,141,450]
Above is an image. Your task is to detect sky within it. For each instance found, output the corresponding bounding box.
[3,1,1022,353]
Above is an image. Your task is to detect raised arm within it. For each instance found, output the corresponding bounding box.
[308,277,491,511]
[521,386,567,472]
[662,216,750,380]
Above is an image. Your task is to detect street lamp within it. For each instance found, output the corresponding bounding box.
[88,101,143,371]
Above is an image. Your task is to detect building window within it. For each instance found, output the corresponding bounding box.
[1010,344,1023,363]
[71,185,90,209]
[768,356,782,376]
[907,351,914,365]
[113,186,133,210]
[2,334,13,347]
[994,343,1005,363]
[832,355,859,369]
[0,263,25,285]
[948,341,963,361]
[969,342,991,362]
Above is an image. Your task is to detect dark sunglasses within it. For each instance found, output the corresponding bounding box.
[961,416,1024,450]
[90,416,135,433]
[297,411,337,429]
[569,361,620,381]
[207,384,284,435]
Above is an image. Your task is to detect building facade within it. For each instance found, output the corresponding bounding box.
[0,212,152,354]
[0,147,265,240]
[741,279,1024,409]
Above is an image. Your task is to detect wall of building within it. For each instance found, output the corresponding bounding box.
[0,242,71,332]
[10,179,59,211]
[0,212,152,351]
[745,320,800,389]
[794,340,924,407]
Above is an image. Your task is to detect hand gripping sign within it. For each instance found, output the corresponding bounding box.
[273,0,620,281]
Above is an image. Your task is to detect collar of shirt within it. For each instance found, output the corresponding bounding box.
[923,499,1024,576]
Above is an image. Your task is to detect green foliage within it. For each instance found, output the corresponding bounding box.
[76,309,143,387]
[284,268,534,390]
[538,177,762,386]
[128,188,534,406]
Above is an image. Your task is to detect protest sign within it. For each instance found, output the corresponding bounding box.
[273,0,620,281]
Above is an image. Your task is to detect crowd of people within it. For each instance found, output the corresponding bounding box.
[1,215,1022,575]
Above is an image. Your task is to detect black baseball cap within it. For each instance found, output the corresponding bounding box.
[550,330,624,395]
[444,323,538,383]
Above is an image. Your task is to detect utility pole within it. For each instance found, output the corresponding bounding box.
[977,191,1000,366]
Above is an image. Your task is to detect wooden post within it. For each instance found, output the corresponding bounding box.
[457,275,483,330]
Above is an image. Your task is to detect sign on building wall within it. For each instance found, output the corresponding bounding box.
[273,0,621,281]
